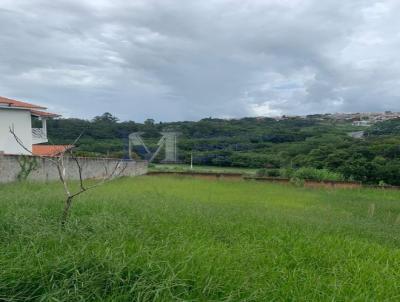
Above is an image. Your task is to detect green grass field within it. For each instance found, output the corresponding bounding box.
[1,176,400,301]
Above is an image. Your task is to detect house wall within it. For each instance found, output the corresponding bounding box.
[0,154,148,183]
[0,108,32,155]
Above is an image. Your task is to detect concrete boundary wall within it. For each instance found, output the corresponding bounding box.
[0,153,148,183]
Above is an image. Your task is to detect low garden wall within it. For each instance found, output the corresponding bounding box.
[147,171,365,189]
[0,153,148,183]
[245,176,362,189]
[147,171,244,181]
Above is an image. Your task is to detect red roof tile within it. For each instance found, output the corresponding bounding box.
[30,109,60,118]
[32,145,73,157]
[0,96,47,109]
[0,96,60,118]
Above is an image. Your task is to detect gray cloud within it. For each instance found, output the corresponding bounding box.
[0,0,399,121]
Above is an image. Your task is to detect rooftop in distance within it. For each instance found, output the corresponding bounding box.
[0,96,60,118]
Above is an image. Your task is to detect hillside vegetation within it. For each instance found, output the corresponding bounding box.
[46,114,400,185]
[2,176,400,301]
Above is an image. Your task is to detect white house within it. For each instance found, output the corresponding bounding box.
[352,120,371,127]
[0,96,60,155]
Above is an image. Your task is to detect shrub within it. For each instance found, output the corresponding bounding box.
[378,180,388,187]
[290,177,305,187]
[280,168,294,178]
[266,169,280,177]
[292,167,345,182]
[256,168,267,177]
[256,168,281,177]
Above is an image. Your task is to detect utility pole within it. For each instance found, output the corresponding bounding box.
[190,151,193,170]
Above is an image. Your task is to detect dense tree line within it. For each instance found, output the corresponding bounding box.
[46,113,400,185]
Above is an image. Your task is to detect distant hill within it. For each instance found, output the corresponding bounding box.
[46,113,400,185]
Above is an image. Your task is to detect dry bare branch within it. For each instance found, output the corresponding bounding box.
[9,125,57,164]
[9,126,129,227]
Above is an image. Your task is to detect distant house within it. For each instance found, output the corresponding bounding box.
[352,120,371,127]
[0,96,67,155]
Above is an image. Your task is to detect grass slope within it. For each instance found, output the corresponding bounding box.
[1,177,400,301]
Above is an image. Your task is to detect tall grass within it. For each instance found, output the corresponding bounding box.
[1,176,400,301]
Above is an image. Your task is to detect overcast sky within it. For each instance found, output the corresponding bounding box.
[0,0,399,121]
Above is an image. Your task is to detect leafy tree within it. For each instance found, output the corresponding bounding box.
[46,114,400,185]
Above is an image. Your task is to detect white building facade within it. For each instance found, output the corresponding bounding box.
[0,108,33,155]
[0,96,59,155]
